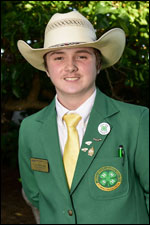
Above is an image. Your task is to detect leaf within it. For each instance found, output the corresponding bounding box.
[18,178,22,183]
[140,19,148,25]
[96,2,117,15]
[139,73,144,81]
[12,69,17,80]
[126,47,137,56]
[130,79,134,87]
[118,10,129,21]
[118,19,129,34]
[12,87,20,98]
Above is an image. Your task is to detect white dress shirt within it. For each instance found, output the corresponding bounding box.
[55,89,96,156]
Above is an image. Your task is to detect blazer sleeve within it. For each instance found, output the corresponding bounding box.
[135,108,149,213]
[18,119,39,209]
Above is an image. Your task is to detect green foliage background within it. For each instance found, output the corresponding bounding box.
[2,1,149,106]
[1,1,149,166]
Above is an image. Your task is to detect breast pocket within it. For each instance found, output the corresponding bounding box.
[88,155,129,200]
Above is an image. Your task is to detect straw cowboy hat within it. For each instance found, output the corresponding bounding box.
[17,11,126,71]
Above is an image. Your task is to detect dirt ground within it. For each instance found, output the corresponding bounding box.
[1,166,36,224]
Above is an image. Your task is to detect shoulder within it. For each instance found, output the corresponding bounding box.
[20,99,55,131]
[113,97,148,114]
[96,89,149,121]
[109,96,149,127]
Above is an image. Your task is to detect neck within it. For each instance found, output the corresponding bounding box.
[56,88,96,110]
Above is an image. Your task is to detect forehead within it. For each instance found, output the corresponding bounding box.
[47,47,95,56]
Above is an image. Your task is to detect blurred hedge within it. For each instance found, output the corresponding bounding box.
[1,1,149,109]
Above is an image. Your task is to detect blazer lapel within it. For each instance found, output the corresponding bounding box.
[38,101,70,198]
[70,89,119,194]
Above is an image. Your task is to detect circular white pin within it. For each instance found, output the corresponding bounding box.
[98,122,111,135]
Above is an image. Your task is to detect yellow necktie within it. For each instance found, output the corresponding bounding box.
[63,113,82,189]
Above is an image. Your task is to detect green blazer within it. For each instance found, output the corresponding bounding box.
[18,89,149,224]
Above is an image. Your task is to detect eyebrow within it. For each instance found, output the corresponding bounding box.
[49,49,93,57]
[49,52,65,56]
[75,50,93,55]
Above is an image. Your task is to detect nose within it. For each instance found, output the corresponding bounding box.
[64,57,78,73]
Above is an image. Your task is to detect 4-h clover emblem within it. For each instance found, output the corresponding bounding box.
[94,166,122,191]
[98,122,111,135]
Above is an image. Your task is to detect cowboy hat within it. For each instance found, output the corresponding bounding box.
[17,11,126,71]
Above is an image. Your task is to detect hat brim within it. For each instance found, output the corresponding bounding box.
[17,28,125,71]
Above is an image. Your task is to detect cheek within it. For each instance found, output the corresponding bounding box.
[47,63,61,80]
[82,63,97,79]
[83,57,97,74]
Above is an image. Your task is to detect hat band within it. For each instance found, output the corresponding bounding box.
[48,42,86,48]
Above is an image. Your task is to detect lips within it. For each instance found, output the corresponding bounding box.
[64,77,80,81]
[63,75,80,81]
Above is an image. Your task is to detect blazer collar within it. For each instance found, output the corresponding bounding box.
[35,88,119,123]
[94,88,119,118]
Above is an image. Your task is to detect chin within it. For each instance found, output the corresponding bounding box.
[64,90,81,95]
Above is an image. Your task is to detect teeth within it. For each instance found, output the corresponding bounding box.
[65,78,79,81]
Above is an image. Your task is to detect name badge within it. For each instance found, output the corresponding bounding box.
[31,158,49,173]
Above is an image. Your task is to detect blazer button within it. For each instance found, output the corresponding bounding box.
[68,210,73,216]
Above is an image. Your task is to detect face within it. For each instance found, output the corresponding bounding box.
[45,47,97,100]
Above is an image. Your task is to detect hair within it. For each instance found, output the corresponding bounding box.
[43,53,48,72]
[94,48,102,73]
[43,48,102,73]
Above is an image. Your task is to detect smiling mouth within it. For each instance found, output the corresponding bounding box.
[64,77,80,81]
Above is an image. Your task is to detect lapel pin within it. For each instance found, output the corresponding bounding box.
[81,148,88,152]
[98,122,111,135]
[93,138,102,142]
[88,147,94,156]
[85,141,92,145]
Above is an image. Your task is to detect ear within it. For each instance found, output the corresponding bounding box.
[46,70,50,78]
[97,64,101,74]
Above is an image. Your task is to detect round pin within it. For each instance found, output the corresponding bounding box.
[98,122,111,135]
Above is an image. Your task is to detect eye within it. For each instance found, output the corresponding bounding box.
[77,55,88,60]
[54,57,64,61]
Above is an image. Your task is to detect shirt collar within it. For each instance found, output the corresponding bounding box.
[55,89,96,124]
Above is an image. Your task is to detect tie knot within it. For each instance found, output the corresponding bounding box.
[63,113,82,128]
